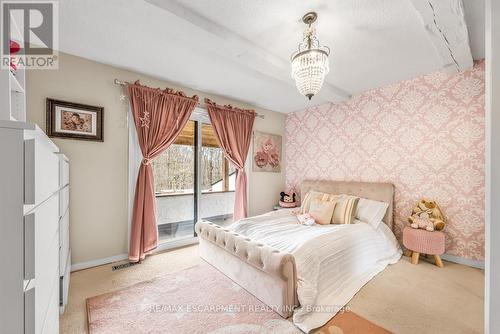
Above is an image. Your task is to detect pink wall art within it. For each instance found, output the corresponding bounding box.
[253,131,282,173]
[285,61,485,261]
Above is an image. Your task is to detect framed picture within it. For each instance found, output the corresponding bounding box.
[252,131,282,173]
[46,98,104,142]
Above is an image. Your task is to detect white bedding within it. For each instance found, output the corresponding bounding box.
[228,210,402,333]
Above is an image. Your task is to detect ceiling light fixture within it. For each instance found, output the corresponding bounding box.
[291,12,330,100]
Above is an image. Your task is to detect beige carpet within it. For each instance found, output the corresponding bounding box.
[61,245,484,334]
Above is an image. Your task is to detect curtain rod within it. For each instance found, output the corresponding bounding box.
[114,79,265,119]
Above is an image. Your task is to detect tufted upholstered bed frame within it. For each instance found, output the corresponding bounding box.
[195,180,394,318]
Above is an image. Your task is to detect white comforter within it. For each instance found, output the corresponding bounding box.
[228,210,402,333]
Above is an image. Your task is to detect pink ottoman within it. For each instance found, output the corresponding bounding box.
[403,227,445,267]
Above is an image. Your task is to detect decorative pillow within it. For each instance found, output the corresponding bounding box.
[300,190,325,214]
[309,195,337,225]
[300,191,339,214]
[299,191,313,214]
[355,198,389,228]
[332,195,359,224]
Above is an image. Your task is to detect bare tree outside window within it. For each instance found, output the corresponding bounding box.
[153,121,235,242]
[152,121,235,195]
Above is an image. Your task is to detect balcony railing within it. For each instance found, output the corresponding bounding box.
[155,191,235,242]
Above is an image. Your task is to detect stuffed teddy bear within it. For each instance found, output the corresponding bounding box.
[408,198,446,231]
[279,191,297,208]
[410,216,435,232]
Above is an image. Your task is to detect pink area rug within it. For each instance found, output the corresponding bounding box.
[86,262,391,334]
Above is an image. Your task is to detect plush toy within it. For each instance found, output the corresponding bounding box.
[410,216,434,232]
[296,213,315,226]
[279,191,297,208]
[408,198,446,231]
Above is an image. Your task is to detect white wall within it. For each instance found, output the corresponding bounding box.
[26,52,285,265]
[485,0,500,332]
[248,110,287,217]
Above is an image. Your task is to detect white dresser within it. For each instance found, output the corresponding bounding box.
[57,153,71,314]
[0,120,70,334]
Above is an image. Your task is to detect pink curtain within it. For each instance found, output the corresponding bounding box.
[128,82,198,262]
[205,98,256,221]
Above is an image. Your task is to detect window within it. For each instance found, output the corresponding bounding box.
[151,118,235,243]
[200,124,236,193]
[152,122,235,195]
[152,121,195,195]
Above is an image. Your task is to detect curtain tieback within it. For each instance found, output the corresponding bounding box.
[142,158,152,165]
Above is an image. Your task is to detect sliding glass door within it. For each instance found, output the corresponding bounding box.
[151,112,235,244]
[152,120,195,243]
[199,123,235,227]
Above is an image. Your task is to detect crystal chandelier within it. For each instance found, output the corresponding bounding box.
[291,12,330,100]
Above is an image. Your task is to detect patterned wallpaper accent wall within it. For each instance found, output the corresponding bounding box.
[285,62,485,260]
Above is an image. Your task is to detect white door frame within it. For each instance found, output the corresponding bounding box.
[485,1,499,332]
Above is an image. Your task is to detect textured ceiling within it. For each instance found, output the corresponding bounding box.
[57,0,484,113]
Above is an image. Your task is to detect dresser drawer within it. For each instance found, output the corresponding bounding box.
[60,251,71,314]
[59,186,69,218]
[59,209,70,276]
[25,194,60,333]
[23,195,59,282]
[24,213,35,280]
[35,243,59,334]
[25,287,35,334]
[40,275,59,334]
[33,195,59,276]
[24,138,59,206]
[59,156,69,188]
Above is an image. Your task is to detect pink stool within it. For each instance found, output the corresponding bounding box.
[403,226,445,267]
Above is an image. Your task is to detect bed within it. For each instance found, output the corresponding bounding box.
[195,180,402,333]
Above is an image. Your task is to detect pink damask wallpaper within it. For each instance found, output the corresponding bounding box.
[285,62,485,260]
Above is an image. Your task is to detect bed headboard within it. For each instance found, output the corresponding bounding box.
[300,180,395,229]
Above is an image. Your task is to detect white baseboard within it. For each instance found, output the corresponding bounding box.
[441,253,485,269]
[71,238,199,272]
[71,253,128,272]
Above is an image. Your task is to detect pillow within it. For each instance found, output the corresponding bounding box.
[300,191,339,214]
[309,195,337,225]
[355,198,389,228]
[332,195,359,224]
[299,191,313,214]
